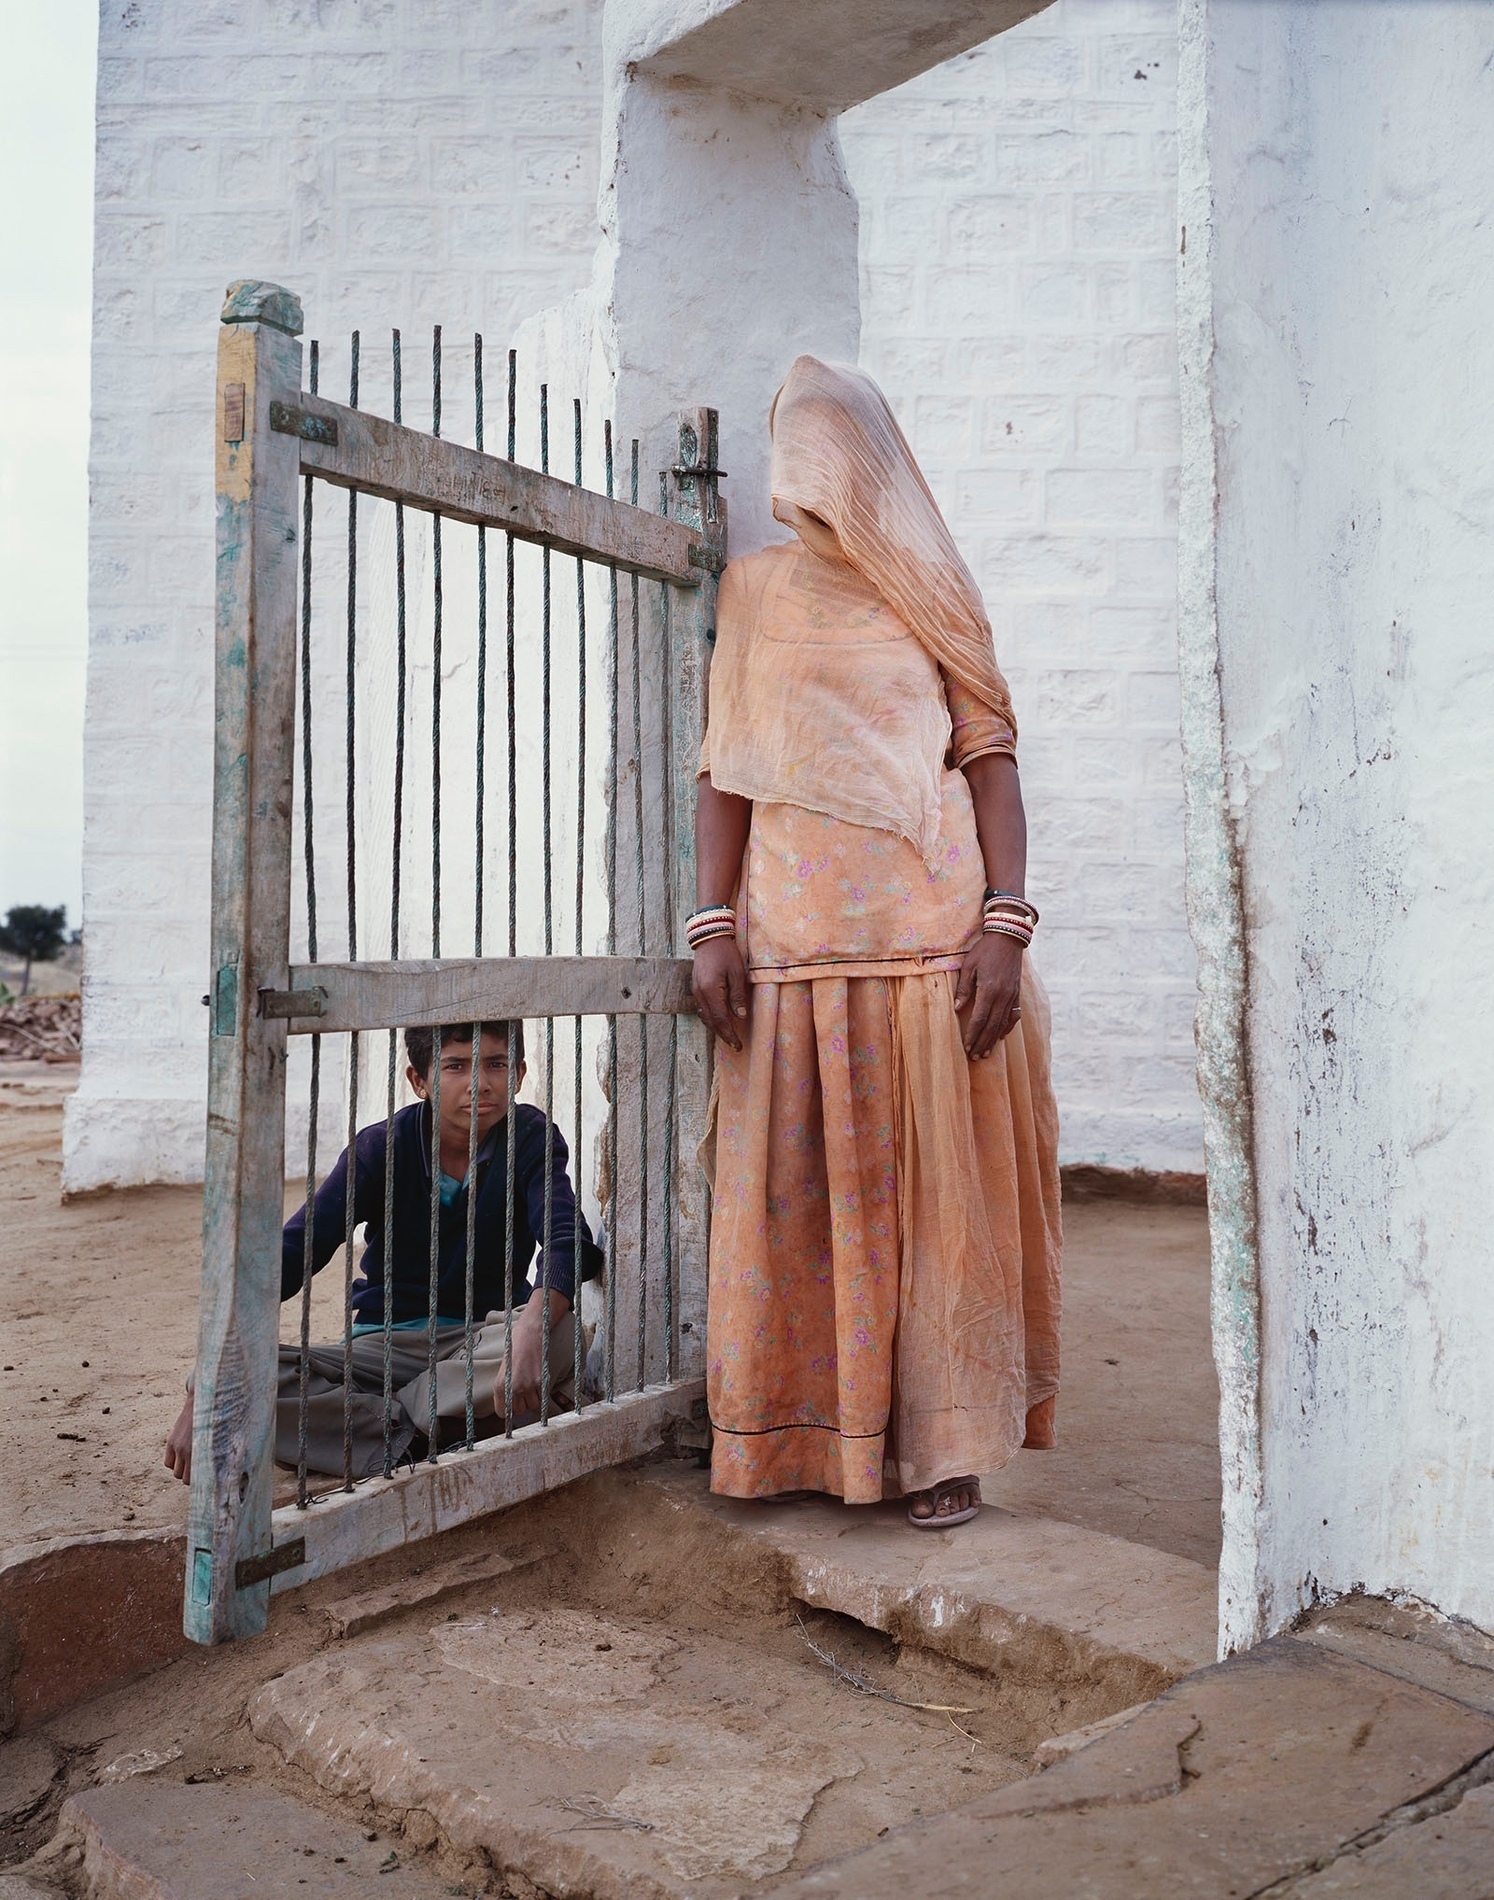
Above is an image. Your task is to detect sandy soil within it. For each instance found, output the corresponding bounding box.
[1,1071,1218,1566]
[0,1070,342,1554]
[985,1200,1220,1568]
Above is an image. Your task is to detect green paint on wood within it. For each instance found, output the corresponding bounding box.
[211,962,238,1038]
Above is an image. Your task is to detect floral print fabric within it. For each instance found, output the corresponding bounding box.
[707,964,1061,1500]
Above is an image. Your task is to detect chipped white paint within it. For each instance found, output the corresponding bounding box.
[1175,0,1262,1658]
[1183,0,1494,1638]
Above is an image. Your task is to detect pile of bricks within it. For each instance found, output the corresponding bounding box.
[0,992,82,1063]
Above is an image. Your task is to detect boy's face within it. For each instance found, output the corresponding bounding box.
[407,1030,524,1143]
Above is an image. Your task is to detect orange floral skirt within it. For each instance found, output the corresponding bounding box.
[705,964,1062,1501]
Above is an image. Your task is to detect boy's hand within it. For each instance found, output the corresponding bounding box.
[164,1392,193,1484]
[496,1301,557,1419]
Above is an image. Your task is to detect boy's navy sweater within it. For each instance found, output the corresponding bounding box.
[282,1101,599,1324]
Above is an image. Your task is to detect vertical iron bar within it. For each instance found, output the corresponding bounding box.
[473,334,488,955]
[426,325,445,1462]
[572,399,587,1412]
[296,338,321,1510]
[506,350,517,963]
[540,387,554,1426]
[431,323,444,964]
[426,1024,442,1461]
[604,422,619,1405]
[503,1013,517,1433]
[631,441,648,1394]
[502,352,517,1433]
[464,332,488,1451]
[382,328,407,1478]
[341,333,361,1491]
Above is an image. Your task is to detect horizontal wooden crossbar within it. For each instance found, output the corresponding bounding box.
[278,394,706,585]
[267,1380,706,1592]
[265,954,694,1033]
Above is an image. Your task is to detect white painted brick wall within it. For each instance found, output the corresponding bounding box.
[77,0,1200,1187]
[68,0,606,1190]
[842,0,1201,1171]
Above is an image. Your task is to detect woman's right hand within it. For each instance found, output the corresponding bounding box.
[692,936,751,1051]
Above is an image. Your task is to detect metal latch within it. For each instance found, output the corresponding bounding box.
[269,400,339,447]
[235,1537,306,1589]
[258,985,328,1020]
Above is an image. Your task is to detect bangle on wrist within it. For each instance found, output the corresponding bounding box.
[983,915,1033,946]
[983,887,1038,925]
[686,904,737,950]
[981,888,1037,947]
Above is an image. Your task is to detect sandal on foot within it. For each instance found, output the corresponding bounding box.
[907,1476,981,1529]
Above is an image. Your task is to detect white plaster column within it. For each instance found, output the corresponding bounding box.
[1181,0,1494,1642]
[592,0,1057,546]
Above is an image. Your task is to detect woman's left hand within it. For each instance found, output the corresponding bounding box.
[954,933,1025,1059]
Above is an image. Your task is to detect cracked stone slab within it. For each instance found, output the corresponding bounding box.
[1280,1782,1494,1897]
[1292,1596,1494,1718]
[982,1702,1200,1818]
[640,1466,1217,1689]
[321,1545,554,1640]
[767,1637,1494,1898]
[60,1779,455,1900]
[1033,1697,1155,1768]
[0,1738,57,1829]
[250,1606,866,1897]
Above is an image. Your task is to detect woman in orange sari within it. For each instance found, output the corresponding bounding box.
[691,357,1061,1527]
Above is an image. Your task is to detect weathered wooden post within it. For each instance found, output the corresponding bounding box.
[667,410,726,1381]
[186,281,304,1642]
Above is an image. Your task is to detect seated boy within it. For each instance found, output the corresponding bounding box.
[164,1018,600,1483]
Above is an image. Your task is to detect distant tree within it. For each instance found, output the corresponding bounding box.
[0,905,68,996]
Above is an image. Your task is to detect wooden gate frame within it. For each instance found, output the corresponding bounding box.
[187,280,723,1643]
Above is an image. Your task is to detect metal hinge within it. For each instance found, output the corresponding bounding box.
[259,985,328,1020]
[269,400,339,447]
[235,1536,306,1590]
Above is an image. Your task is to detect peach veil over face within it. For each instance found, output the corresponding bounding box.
[705,356,1018,865]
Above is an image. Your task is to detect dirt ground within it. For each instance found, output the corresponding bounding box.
[0,1067,344,1555]
[0,1066,1219,1567]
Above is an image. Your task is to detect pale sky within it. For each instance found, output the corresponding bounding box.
[0,0,96,924]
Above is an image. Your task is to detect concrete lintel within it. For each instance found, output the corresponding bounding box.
[615,0,1058,116]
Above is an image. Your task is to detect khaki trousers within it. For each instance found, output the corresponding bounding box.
[275,1308,578,1478]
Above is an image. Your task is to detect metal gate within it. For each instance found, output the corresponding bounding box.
[187,280,723,1643]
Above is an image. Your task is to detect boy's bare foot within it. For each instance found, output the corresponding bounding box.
[164,1392,193,1484]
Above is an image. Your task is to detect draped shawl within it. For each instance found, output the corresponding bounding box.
[706,356,1017,865]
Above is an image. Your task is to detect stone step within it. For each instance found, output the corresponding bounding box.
[762,1634,1494,1899]
[248,1593,1034,1899]
[236,1463,1221,1898]
[60,1778,460,1900]
[638,1465,1218,1707]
